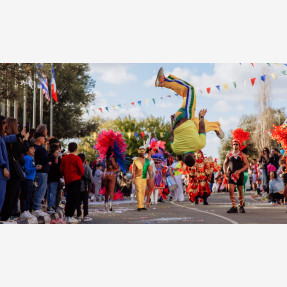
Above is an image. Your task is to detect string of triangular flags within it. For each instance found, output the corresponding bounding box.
[197,69,287,96]
[86,94,180,115]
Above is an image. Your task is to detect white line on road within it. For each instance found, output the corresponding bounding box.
[171,202,239,224]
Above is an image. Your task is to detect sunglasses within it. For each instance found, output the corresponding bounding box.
[233,143,239,146]
[2,121,6,124]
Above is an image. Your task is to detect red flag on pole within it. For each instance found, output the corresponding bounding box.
[51,64,58,102]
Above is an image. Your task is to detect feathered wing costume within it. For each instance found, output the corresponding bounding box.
[270,123,287,155]
[94,130,127,202]
[94,130,128,174]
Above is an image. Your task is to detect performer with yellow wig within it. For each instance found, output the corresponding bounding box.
[132,146,152,211]
[155,67,224,168]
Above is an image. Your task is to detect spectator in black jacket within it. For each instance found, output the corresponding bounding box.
[269,148,281,170]
[47,144,62,213]
[32,132,49,217]
[0,117,29,221]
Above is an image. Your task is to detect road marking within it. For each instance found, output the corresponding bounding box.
[171,202,239,224]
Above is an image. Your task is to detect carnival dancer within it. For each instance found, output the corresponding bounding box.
[145,147,156,207]
[132,146,152,211]
[171,155,184,202]
[155,67,224,167]
[223,139,249,213]
[95,130,127,211]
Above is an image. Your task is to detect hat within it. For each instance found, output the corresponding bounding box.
[34,132,45,139]
[138,146,145,150]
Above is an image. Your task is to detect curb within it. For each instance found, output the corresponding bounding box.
[0,210,65,224]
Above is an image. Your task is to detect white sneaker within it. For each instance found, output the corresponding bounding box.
[83,216,92,222]
[32,210,49,217]
[77,216,82,221]
[20,211,34,219]
[67,217,79,224]
[26,211,37,219]
[155,67,165,87]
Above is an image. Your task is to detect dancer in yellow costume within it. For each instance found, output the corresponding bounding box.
[155,67,224,167]
[132,146,152,211]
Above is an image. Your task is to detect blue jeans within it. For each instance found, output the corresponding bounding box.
[47,182,58,208]
[33,173,48,211]
[0,179,7,214]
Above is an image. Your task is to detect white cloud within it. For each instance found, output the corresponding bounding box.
[84,89,145,121]
[218,116,240,132]
[89,63,137,84]
[212,100,232,112]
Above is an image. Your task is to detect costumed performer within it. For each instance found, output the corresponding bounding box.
[155,67,224,168]
[95,130,127,211]
[223,137,249,213]
[145,146,156,208]
[232,128,250,201]
[132,146,152,211]
[170,155,184,202]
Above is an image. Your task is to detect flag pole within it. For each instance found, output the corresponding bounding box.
[32,77,36,129]
[39,87,43,124]
[50,89,53,137]
[50,63,54,137]
[23,87,27,127]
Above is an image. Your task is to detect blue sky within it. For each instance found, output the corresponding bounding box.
[87,63,287,161]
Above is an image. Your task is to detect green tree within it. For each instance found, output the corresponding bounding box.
[16,63,97,139]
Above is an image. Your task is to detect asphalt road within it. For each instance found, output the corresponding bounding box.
[81,191,287,224]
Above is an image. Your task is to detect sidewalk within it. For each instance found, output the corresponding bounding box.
[0,209,65,224]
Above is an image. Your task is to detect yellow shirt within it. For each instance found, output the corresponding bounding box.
[171,120,206,155]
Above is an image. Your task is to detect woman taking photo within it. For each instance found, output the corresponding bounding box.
[1,117,29,221]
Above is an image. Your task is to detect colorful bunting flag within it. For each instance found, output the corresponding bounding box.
[233,82,237,88]
[281,71,287,75]
[223,84,228,91]
[99,108,103,113]
[160,132,163,137]
[112,105,115,110]
[135,132,138,138]
[251,78,256,86]
[152,98,155,104]
[271,73,276,79]
[261,75,266,82]
[118,104,121,108]
[267,63,271,66]
[86,109,89,115]
[251,63,254,67]
[145,99,148,106]
[216,85,220,91]
[105,107,109,112]
[274,63,279,67]
[127,131,132,139]
[131,102,135,106]
[206,87,211,94]
[138,101,141,106]
[140,132,145,139]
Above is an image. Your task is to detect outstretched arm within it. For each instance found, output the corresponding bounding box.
[223,155,230,177]
[198,109,207,134]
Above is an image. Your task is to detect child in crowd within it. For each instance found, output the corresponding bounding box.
[94,163,103,201]
[21,145,42,220]
[77,153,94,222]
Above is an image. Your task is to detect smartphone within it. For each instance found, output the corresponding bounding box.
[26,122,30,133]
[61,149,65,153]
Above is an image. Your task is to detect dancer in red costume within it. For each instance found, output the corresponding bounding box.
[95,130,127,211]
[223,138,249,214]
